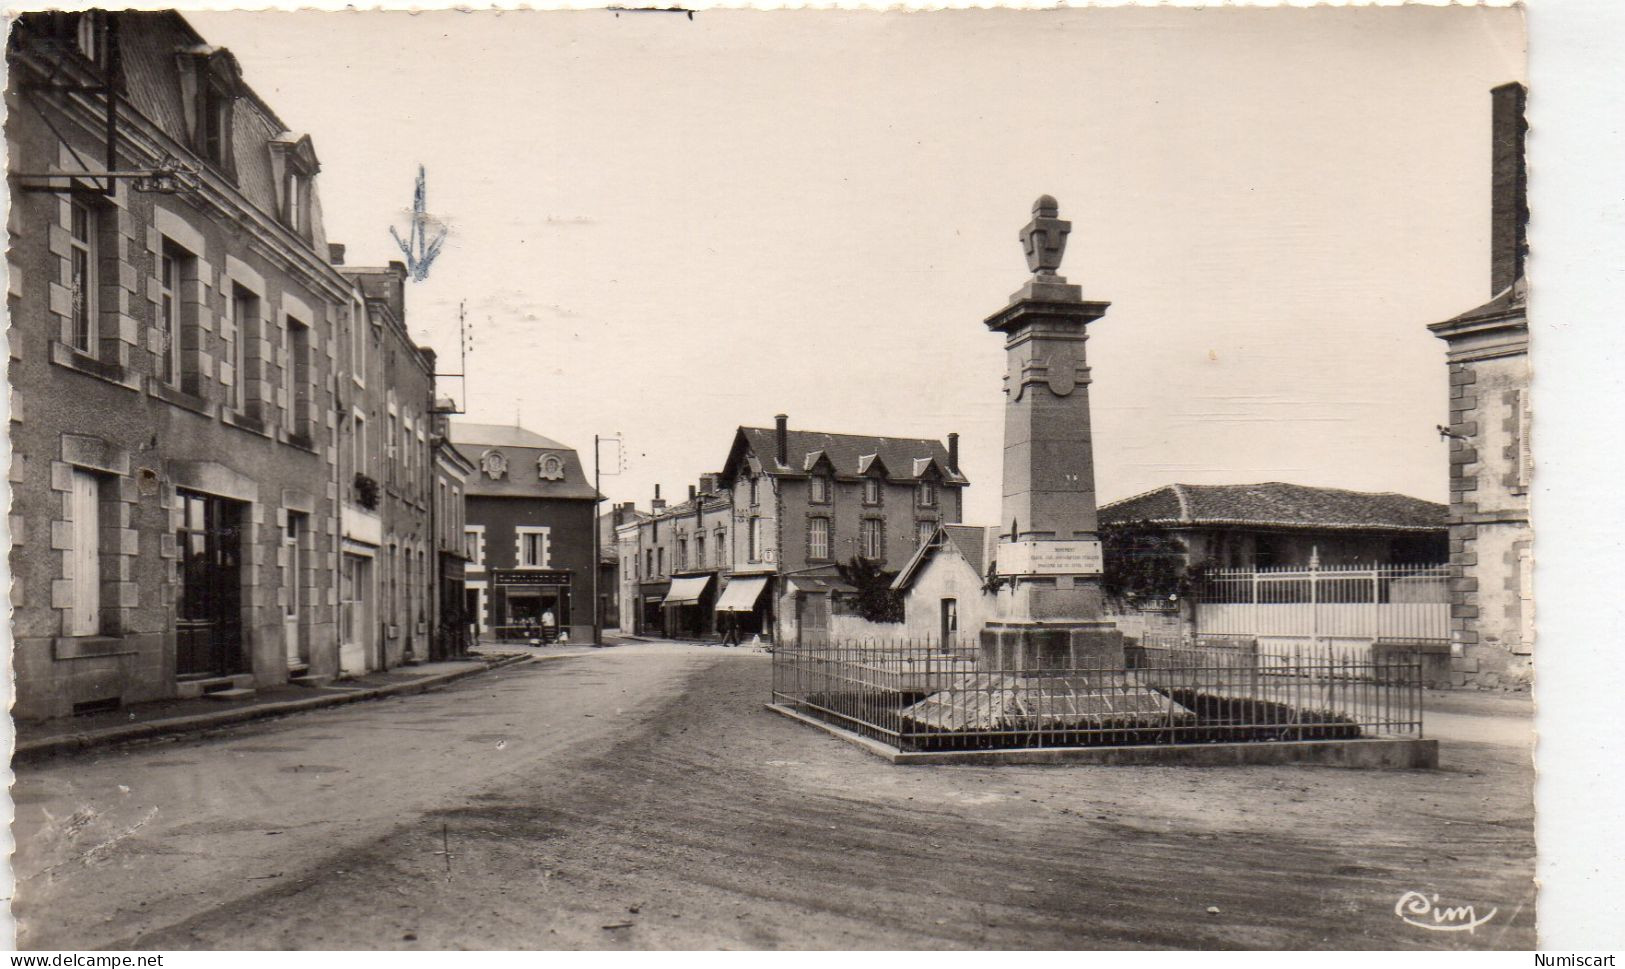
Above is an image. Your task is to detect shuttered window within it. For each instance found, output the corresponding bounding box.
[809,517,830,560]
[68,469,101,636]
[1515,390,1532,493]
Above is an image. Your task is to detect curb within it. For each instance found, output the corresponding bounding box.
[14,653,541,764]
[764,703,1440,769]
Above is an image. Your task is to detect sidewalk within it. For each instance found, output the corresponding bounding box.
[12,650,537,764]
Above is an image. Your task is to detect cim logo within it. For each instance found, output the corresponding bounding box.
[1394,891,1498,934]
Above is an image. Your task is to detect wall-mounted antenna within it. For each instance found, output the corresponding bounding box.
[431,299,471,414]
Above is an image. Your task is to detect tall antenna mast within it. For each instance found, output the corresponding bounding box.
[431,299,471,415]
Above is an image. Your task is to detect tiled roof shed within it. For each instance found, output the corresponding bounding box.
[1099,483,1447,533]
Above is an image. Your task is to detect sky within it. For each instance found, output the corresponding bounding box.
[188,5,1526,526]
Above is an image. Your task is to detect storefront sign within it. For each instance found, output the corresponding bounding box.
[996,540,1104,576]
[491,569,572,587]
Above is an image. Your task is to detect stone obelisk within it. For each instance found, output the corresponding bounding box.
[981,195,1124,670]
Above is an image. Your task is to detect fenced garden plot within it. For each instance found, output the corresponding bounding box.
[770,638,1424,753]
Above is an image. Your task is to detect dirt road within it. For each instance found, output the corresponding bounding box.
[11,644,1534,949]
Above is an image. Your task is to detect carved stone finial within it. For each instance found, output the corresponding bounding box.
[1020,194,1071,276]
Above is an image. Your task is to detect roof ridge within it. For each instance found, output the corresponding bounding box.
[1171,483,1192,523]
[1098,483,1178,510]
[741,426,947,445]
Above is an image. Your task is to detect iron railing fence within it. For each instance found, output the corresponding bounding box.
[1192,563,1450,649]
[771,637,1423,753]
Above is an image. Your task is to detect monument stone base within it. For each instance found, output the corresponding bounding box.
[980,620,1125,671]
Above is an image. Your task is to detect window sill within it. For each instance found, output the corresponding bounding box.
[147,377,215,418]
[53,635,138,661]
[221,407,271,437]
[286,430,317,453]
[49,341,140,391]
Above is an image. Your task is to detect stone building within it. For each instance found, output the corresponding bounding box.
[430,412,474,659]
[1098,482,1449,569]
[716,415,966,644]
[595,499,645,632]
[450,422,599,644]
[337,262,436,670]
[1427,82,1532,688]
[890,524,999,646]
[6,11,359,717]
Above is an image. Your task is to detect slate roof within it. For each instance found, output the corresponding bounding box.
[893,524,999,590]
[727,427,966,484]
[1432,277,1529,330]
[1099,483,1447,533]
[104,13,332,261]
[448,422,599,501]
[451,423,573,451]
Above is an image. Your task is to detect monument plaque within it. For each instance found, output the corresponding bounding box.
[996,540,1104,577]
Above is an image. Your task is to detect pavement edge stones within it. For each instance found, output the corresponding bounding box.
[13,653,546,763]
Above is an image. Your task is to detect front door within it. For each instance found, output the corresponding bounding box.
[283,514,303,668]
[796,593,829,647]
[176,491,244,677]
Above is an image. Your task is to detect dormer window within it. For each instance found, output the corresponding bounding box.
[73,12,100,63]
[200,83,232,168]
[810,474,831,504]
[917,480,938,508]
[272,134,320,240]
[283,170,306,234]
[179,47,243,178]
[863,477,882,506]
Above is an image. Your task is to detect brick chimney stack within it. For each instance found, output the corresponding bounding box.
[1490,82,1528,295]
[948,432,960,474]
[774,414,789,468]
[688,484,697,501]
[651,483,666,514]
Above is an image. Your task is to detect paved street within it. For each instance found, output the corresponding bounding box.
[13,642,1534,950]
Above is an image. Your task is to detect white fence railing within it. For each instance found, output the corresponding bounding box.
[1194,563,1450,650]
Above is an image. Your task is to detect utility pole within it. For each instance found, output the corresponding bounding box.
[593,434,602,647]
[591,434,623,646]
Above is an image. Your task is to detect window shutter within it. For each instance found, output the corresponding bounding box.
[1517,390,1532,492]
[70,470,100,636]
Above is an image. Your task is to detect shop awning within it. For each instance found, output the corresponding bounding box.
[662,574,713,607]
[715,575,771,613]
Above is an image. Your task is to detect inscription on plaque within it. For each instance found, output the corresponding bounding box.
[996,540,1104,576]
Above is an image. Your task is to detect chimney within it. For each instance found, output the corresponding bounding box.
[1490,82,1527,295]
[947,432,960,474]
[328,242,346,265]
[688,484,697,501]
[652,483,666,514]
[774,414,789,468]
[699,473,719,494]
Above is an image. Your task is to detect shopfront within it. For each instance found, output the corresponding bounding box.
[490,568,573,642]
[716,572,774,641]
[662,572,716,639]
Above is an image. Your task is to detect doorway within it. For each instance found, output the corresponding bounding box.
[339,552,372,675]
[283,513,305,669]
[175,491,244,678]
[796,593,829,647]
